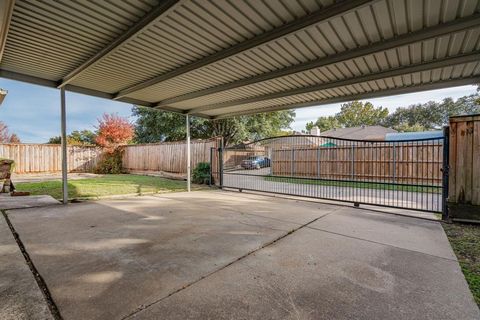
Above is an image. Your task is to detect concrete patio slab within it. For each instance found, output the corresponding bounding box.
[0,214,53,320]
[0,194,60,210]
[133,227,478,320]
[4,191,479,320]
[7,191,336,320]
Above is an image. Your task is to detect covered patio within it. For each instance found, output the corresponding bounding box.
[0,0,479,201]
[1,0,480,319]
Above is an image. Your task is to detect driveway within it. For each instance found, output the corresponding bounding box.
[224,169,442,212]
[1,191,478,320]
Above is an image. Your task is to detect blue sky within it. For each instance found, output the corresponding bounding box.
[0,78,477,143]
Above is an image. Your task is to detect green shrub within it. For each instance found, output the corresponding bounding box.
[192,162,212,185]
[95,149,124,174]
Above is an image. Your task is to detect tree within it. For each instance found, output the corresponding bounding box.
[305,101,388,132]
[95,113,134,153]
[306,116,341,132]
[8,134,20,143]
[477,85,480,105]
[384,94,480,131]
[335,101,389,127]
[94,113,134,174]
[68,130,96,145]
[132,106,295,146]
[0,122,11,142]
[0,121,20,143]
[306,93,480,133]
[48,130,96,145]
[47,136,61,144]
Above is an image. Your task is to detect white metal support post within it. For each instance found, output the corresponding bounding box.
[60,87,68,204]
[186,114,191,192]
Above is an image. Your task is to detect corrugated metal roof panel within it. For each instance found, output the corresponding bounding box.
[123,0,480,105]
[1,0,161,81]
[165,31,480,110]
[70,0,337,93]
[0,0,479,117]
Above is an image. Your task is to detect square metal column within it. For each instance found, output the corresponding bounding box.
[186,114,191,192]
[60,88,68,204]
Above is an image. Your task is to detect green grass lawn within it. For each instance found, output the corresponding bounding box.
[443,223,480,306]
[15,174,200,200]
[264,176,441,194]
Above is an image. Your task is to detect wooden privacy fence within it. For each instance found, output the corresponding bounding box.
[448,114,480,221]
[0,143,102,174]
[122,137,222,175]
[270,141,443,186]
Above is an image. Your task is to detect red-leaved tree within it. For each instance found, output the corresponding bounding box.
[0,121,21,143]
[94,113,134,174]
[95,113,134,153]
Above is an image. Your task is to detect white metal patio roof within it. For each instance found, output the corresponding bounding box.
[0,0,479,119]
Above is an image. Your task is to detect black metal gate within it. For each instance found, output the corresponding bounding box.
[217,133,449,216]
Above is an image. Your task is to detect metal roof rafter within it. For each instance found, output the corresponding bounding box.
[113,0,375,100]
[0,69,215,117]
[213,77,480,119]
[155,14,480,108]
[56,0,179,88]
[188,52,480,114]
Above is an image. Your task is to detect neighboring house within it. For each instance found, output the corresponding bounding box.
[385,130,444,141]
[319,125,397,141]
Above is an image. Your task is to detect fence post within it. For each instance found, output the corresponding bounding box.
[442,126,450,220]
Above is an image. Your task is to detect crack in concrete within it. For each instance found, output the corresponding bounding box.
[122,208,340,319]
[1,210,63,320]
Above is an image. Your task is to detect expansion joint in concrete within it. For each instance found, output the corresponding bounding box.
[122,208,339,319]
[1,210,63,320]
